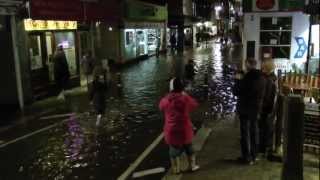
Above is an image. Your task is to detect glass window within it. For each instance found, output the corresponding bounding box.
[260,17,292,59]
[136,29,147,56]
[29,35,43,70]
[54,32,77,76]
[260,17,292,30]
[260,31,291,45]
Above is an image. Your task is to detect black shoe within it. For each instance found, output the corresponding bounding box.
[267,154,282,162]
[237,157,251,164]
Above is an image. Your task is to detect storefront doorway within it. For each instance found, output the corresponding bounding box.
[27,31,78,98]
[123,27,164,60]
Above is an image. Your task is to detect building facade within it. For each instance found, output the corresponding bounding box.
[0,0,122,110]
[242,0,312,72]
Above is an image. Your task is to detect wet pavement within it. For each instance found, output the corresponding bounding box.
[0,41,240,180]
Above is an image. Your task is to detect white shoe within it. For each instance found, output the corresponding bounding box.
[57,92,65,100]
[191,165,200,172]
[96,114,102,126]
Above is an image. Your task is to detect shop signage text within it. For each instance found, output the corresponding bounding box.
[24,19,77,31]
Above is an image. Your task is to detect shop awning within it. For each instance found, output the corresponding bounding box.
[0,0,22,15]
[28,0,120,23]
[29,0,83,21]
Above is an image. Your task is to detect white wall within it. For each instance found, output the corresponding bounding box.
[243,12,310,71]
[290,12,310,69]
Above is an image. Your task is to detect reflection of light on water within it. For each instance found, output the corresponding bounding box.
[65,115,84,161]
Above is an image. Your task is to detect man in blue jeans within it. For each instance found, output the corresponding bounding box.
[233,58,266,165]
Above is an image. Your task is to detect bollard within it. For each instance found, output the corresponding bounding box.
[282,95,304,180]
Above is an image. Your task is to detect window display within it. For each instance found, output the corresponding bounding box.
[147,29,160,54]
[29,35,43,70]
[124,28,164,58]
[136,29,147,56]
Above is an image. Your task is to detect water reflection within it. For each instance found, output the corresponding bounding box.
[1,43,239,180]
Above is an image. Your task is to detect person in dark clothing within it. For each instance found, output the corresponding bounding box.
[90,67,107,126]
[184,59,196,92]
[233,58,266,165]
[259,59,278,158]
[170,33,177,52]
[53,46,70,100]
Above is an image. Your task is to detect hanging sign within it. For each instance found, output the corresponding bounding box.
[29,0,83,21]
[24,19,77,31]
[253,0,279,11]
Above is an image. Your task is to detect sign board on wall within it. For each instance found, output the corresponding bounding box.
[24,19,77,31]
[30,0,83,20]
[29,0,120,22]
[250,0,304,12]
[126,1,167,21]
[253,0,279,11]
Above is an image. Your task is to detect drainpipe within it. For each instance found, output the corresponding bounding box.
[10,15,24,110]
[305,15,312,74]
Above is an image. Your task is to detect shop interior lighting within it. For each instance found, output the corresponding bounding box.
[196,22,203,27]
[215,5,222,11]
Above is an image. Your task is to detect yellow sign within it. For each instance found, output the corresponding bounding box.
[24,19,77,31]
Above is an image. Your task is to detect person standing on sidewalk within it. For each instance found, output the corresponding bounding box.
[233,58,266,165]
[259,59,278,159]
[159,77,200,174]
[53,45,70,100]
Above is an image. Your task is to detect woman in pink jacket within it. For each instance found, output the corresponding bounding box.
[159,77,200,174]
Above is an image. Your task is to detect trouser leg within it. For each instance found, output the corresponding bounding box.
[259,113,268,154]
[240,114,250,161]
[249,114,259,160]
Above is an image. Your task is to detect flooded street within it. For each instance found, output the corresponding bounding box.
[0,43,241,180]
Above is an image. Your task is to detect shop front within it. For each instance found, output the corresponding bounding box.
[309,20,320,74]
[24,0,121,98]
[242,0,310,72]
[122,22,165,60]
[121,0,167,62]
[24,20,79,97]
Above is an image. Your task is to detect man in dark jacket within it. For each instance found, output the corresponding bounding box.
[259,59,278,158]
[233,58,266,164]
[54,46,70,100]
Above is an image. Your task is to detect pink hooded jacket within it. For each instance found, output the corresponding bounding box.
[159,92,198,146]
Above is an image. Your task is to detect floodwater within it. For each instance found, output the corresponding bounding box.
[0,43,240,180]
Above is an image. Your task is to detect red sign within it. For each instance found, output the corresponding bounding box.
[256,0,275,10]
[83,0,120,23]
[30,0,83,20]
[29,0,120,22]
